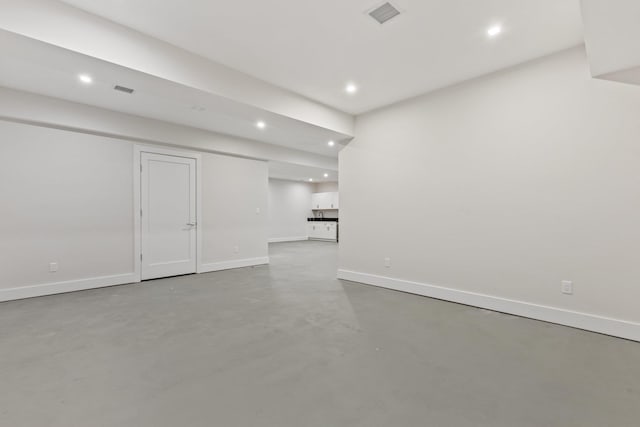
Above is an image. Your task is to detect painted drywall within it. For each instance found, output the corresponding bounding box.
[268,179,313,242]
[339,47,640,338]
[0,120,134,288]
[0,119,269,298]
[0,0,354,136]
[201,155,268,263]
[581,0,640,77]
[0,87,338,172]
[314,182,339,193]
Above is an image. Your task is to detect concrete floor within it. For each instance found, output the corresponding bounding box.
[1,241,639,427]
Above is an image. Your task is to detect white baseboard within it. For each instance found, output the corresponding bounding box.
[0,273,138,303]
[268,236,308,243]
[337,269,640,342]
[0,258,269,302]
[200,257,269,273]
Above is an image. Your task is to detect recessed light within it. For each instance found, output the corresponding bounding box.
[345,83,358,94]
[78,74,93,84]
[328,140,335,147]
[256,121,266,129]
[324,173,329,178]
[487,25,502,37]
[308,178,313,182]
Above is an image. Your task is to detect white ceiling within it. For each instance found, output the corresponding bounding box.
[60,0,585,114]
[0,29,348,158]
[581,0,640,86]
[269,161,338,183]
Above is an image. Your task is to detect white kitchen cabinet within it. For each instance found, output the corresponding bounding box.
[330,192,339,210]
[311,193,327,210]
[307,221,338,241]
[311,192,339,210]
[307,222,320,239]
[310,193,319,210]
[325,222,338,240]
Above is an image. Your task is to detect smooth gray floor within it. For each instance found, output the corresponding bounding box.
[1,241,639,427]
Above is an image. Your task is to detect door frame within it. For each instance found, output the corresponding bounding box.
[133,145,203,282]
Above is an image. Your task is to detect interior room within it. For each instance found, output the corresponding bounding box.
[1,1,639,426]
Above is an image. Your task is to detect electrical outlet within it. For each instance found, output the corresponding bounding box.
[384,257,391,268]
[233,246,239,254]
[256,207,261,214]
[49,262,58,273]
[561,280,573,295]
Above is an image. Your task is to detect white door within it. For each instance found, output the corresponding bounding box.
[141,152,197,280]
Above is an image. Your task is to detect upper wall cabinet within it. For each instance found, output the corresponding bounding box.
[312,192,339,210]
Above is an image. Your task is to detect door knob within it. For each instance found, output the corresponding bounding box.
[186,222,196,226]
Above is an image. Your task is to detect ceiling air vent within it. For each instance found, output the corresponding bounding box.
[114,85,134,94]
[369,2,401,24]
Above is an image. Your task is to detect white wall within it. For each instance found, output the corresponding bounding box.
[0,120,134,289]
[339,47,640,341]
[314,182,339,193]
[0,119,269,300]
[268,179,313,242]
[202,154,268,264]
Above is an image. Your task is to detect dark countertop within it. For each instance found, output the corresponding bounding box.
[307,218,339,222]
